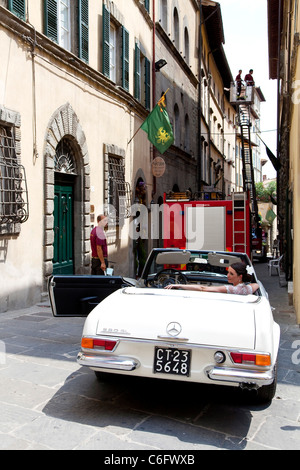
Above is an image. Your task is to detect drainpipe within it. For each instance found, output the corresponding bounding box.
[198,1,202,193]
[207,69,212,185]
[276,0,282,168]
[276,0,285,263]
[152,0,156,198]
[276,0,281,237]
[24,5,38,162]
[222,97,225,198]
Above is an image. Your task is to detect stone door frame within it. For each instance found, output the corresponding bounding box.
[43,103,91,291]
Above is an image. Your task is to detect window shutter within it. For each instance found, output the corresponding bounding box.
[44,0,58,43]
[145,57,151,110]
[144,0,150,13]
[78,0,89,63]
[102,4,110,78]
[122,27,129,91]
[134,44,141,101]
[8,0,25,20]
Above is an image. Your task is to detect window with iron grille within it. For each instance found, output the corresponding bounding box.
[0,125,29,230]
[107,155,131,224]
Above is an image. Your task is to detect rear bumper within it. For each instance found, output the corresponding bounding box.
[77,351,140,371]
[77,352,275,388]
[206,365,274,387]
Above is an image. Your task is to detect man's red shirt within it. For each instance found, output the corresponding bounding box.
[90,226,108,258]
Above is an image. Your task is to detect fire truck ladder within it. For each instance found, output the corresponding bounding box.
[232,191,247,253]
[237,104,259,224]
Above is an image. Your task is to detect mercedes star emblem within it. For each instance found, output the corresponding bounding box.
[166,322,182,337]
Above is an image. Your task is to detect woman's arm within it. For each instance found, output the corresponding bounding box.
[199,285,227,293]
[250,283,259,293]
[165,284,227,293]
[164,284,200,291]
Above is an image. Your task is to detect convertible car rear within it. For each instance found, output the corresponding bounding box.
[49,249,280,403]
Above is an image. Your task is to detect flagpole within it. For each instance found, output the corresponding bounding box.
[255,133,266,147]
[127,89,171,146]
[157,88,170,107]
[127,126,142,146]
[255,133,280,171]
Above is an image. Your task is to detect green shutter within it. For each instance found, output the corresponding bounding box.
[122,27,129,91]
[79,0,89,63]
[134,44,141,100]
[102,4,110,78]
[44,0,58,43]
[144,0,150,13]
[8,0,25,19]
[145,57,151,110]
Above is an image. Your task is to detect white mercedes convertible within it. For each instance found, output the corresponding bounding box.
[49,249,280,403]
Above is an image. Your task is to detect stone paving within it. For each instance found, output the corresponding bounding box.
[0,261,299,451]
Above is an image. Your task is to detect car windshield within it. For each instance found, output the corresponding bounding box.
[144,250,251,282]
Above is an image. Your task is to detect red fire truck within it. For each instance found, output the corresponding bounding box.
[162,84,266,259]
[163,191,251,258]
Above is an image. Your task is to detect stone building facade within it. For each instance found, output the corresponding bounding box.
[0,0,243,311]
[267,0,300,323]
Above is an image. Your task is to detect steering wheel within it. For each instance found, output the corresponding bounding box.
[153,268,188,288]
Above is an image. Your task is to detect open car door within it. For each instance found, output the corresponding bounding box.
[49,275,134,317]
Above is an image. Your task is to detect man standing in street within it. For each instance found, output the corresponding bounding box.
[90,214,108,275]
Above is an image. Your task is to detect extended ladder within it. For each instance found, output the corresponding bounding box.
[232,192,247,253]
[237,104,259,225]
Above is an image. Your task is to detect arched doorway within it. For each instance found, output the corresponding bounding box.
[53,139,77,274]
[43,103,90,290]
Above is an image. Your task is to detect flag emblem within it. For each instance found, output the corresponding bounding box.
[156,127,172,147]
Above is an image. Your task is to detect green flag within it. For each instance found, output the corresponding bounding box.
[266,208,277,224]
[141,101,174,154]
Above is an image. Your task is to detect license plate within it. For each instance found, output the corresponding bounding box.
[153,347,191,376]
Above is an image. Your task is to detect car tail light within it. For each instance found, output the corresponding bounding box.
[94,339,117,351]
[255,354,272,366]
[81,337,94,349]
[81,337,117,351]
[230,352,271,366]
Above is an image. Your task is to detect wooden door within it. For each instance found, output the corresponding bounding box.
[53,184,74,274]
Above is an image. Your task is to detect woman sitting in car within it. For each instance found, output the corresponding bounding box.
[165,262,259,295]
